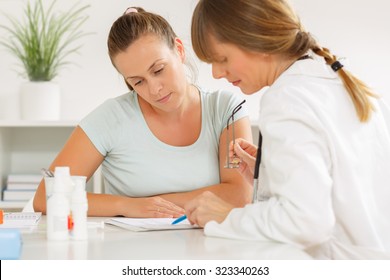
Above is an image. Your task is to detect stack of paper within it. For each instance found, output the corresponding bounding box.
[0,212,42,229]
[105,218,200,232]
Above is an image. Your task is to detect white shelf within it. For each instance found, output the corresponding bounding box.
[0,201,26,209]
[0,120,102,210]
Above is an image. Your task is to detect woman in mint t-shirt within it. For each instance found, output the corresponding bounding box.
[33,7,253,218]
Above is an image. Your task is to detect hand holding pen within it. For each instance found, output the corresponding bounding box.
[182,191,234,228]
[229,134,263,203]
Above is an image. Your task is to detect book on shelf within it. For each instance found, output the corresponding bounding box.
[2,189,35,201]
[7,174,42,184]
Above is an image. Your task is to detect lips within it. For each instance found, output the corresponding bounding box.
[231,80,241,86]
[156,93,172,103]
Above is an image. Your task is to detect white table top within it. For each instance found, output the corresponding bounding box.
[19,217,313,260]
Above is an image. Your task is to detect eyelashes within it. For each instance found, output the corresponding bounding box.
[131,66,165,87]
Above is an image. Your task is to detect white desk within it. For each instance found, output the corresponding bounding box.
[19,217,313,260]
[19,217,390,260]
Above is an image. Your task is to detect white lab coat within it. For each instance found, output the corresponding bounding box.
[204,58,390,258]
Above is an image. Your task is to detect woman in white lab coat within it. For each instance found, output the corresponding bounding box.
[185,0,390,257]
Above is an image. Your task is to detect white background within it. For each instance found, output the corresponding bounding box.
[0,0,389,122]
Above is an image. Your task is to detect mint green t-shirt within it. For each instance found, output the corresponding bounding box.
[79,88,248,197]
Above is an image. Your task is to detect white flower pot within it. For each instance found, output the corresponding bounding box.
[20,81,61,121]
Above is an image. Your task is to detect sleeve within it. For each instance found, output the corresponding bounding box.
[204,91,335,249]
[377,97,390,132]
[78,99,121,156]
[210,89,249,137]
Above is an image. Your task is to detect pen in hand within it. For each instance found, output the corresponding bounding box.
[252,132,262,203]
[171,215,187,225]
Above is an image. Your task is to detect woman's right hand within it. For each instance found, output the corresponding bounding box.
[229,138,258,185]
[121,196,185,218]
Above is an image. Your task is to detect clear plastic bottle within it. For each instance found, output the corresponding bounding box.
[70,177,88,240]
[46,167,73,241]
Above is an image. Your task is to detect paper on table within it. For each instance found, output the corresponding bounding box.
[105,217,200,232]
[0,212,42,229]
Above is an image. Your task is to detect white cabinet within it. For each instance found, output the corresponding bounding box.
[0,120,102,210]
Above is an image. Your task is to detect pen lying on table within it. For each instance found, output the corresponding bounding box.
[171,215,187,225]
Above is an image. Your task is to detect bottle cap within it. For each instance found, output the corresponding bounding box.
[71,179,87,203]
[54,166,70,177]
[53,166,75,193]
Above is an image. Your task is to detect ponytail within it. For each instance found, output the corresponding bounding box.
[312,46,377,122]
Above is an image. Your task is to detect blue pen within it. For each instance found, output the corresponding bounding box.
[171,215,187,225]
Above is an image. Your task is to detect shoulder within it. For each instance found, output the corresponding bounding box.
[199,86,235,99]
[78,93,136,153]
[262,60,341,112]
[80,92,137,132]
[85,93,134,120]
[198,87,243,108]
[197,86,248,133]
[100,92,133,112]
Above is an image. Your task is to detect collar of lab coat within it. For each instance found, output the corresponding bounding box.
[279,56,339,81]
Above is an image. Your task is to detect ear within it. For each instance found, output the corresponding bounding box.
[262,53,270,58]
[174,37,186,62]
[258,52,272,63]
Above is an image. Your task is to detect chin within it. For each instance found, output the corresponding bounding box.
[242,84,267,95]
[240,87,258,95]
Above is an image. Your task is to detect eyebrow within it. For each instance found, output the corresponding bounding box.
[126,59,165,79]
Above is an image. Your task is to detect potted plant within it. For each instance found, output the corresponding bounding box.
[0,0,90,120]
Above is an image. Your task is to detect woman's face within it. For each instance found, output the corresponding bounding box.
[113,34,187,112]
[207,34,273,94]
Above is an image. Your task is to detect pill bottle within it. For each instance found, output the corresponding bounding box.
[46,166,73,240]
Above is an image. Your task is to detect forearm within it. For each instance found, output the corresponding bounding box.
[33,180,47,213]
[86,192,129,217]
[34,184,127,216]
[160,182,252,208]
[87,193,185,218]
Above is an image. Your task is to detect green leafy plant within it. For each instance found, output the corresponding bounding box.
[0,0,90,81]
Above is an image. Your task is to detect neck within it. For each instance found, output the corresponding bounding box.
[270,57,296,83]
[173,83,199,120]
[271,54,309,84]
[140,83,199,122]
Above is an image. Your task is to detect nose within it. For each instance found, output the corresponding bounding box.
[148,78,163,96]
[211,63,226,79]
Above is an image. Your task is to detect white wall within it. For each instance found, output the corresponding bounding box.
[0,0,389,121]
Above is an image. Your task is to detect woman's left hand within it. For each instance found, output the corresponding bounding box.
[184,191,234,227]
